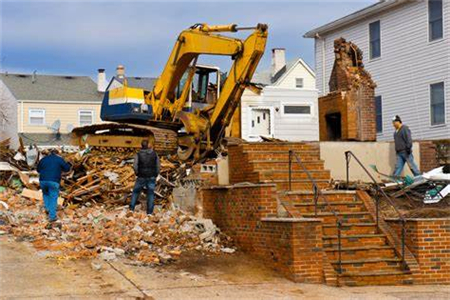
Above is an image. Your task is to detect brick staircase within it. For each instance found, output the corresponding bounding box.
[229,142,330,191]
[228,142,414,286]
[280,191,413,286]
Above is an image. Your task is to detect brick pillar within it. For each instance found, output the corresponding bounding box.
[419,141,438,172]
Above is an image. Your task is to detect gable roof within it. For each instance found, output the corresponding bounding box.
[272,58,315,86]
[107,76,157,91]
[252,58,315,86]
[304,0,407,38]
[0,73,103,102]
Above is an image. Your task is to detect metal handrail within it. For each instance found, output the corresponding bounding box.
[288,150,343,274]
[345,151,407,267]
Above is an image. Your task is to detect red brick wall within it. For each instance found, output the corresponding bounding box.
[228,142,321,185]
[319,89,376,142]
[387,219,450,284]
[419,141,439,172]
[201,184,324,283]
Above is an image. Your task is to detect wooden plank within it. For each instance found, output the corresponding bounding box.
[21,188,64,205]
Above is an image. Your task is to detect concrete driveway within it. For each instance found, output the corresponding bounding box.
[0,236,449,300]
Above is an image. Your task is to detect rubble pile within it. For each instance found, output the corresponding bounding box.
[61,150,184,206]
[1,142,195,207]
[0,188,233,264]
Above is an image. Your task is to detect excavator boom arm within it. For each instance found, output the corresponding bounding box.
[149,23,268,128]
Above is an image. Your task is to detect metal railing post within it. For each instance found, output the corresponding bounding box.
[337,220,342,274]
[375,189,379,232]
[288,150,292,191]
[345,151,350,190]
[313,185,318,217]
[401,219,406,267]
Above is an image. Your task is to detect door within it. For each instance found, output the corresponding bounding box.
[325,113,341,141]
[250,109,270,136]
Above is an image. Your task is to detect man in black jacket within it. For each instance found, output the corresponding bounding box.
[392,115,420,177]
[130,140,160,214]
[37,149,71,223]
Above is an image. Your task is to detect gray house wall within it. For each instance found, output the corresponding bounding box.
[313,1,449,141]
[0,80,19,149]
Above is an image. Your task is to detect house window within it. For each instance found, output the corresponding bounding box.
[284,105,311,114]
[369,21,381,59]
[430,82,445,125]
[29,109,45,125]
[375,96,382,133]
[79,110,94,126]
[295,78,304,88]
[429,0,443,41]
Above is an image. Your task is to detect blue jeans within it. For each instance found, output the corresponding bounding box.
[394,151,421,177]
[130,177,156,214]
[40,181,60,221]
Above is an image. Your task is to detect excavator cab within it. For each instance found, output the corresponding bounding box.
[185,65,221,111]
[101,65,220,124]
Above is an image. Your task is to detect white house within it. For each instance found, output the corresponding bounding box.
[241,48,319,141]
[305,0,449,141]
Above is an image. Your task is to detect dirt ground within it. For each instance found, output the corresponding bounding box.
[379,195,450,219]
[1,235,450,300]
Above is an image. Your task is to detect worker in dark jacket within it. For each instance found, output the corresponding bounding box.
[37,149,71,223]
[392,115,420,177]
[130,140,160,214]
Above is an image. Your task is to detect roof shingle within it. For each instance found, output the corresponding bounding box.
[0,73,103,102]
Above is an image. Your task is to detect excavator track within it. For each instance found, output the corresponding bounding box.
[71,123,179,155]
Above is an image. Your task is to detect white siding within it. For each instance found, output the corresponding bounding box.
[275,60,316,90]
[314,1,450,141]
[241,87,319,141]
[0,80,19,149]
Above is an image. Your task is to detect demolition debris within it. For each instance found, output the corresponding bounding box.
[1,138,198,207]
[0,188,234,264]
[0,137,234,264]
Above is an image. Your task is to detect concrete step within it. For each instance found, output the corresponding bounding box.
[291,202,366,214]
[338,270,413,286]
[323,234,387,248]
[325,245,397,261]
[284,191,357,203]
[267,180,329,191]
[323,223,378,236]
[242,150,321,161]
[332,258,404,274]
[299,212,372,224]
[250,160,325,171]
[258,170,331,182]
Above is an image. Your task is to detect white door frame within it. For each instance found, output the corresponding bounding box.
[246,106,275,140]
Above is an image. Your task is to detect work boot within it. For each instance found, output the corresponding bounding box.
[45,219,61,230]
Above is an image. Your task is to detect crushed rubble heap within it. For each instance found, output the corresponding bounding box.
[0,188,233,263]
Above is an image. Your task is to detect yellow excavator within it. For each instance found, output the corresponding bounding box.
[71,23,268,160]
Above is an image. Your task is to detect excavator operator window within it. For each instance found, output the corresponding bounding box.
[192,71,210,103]
[176,72,189,99]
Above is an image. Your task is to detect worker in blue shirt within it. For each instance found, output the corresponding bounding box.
[37,149,71,224]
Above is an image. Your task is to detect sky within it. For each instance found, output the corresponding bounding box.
[0,0,376,79]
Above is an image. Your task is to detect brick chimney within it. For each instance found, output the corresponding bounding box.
[271,48,286,78]
[97,69,107,92]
